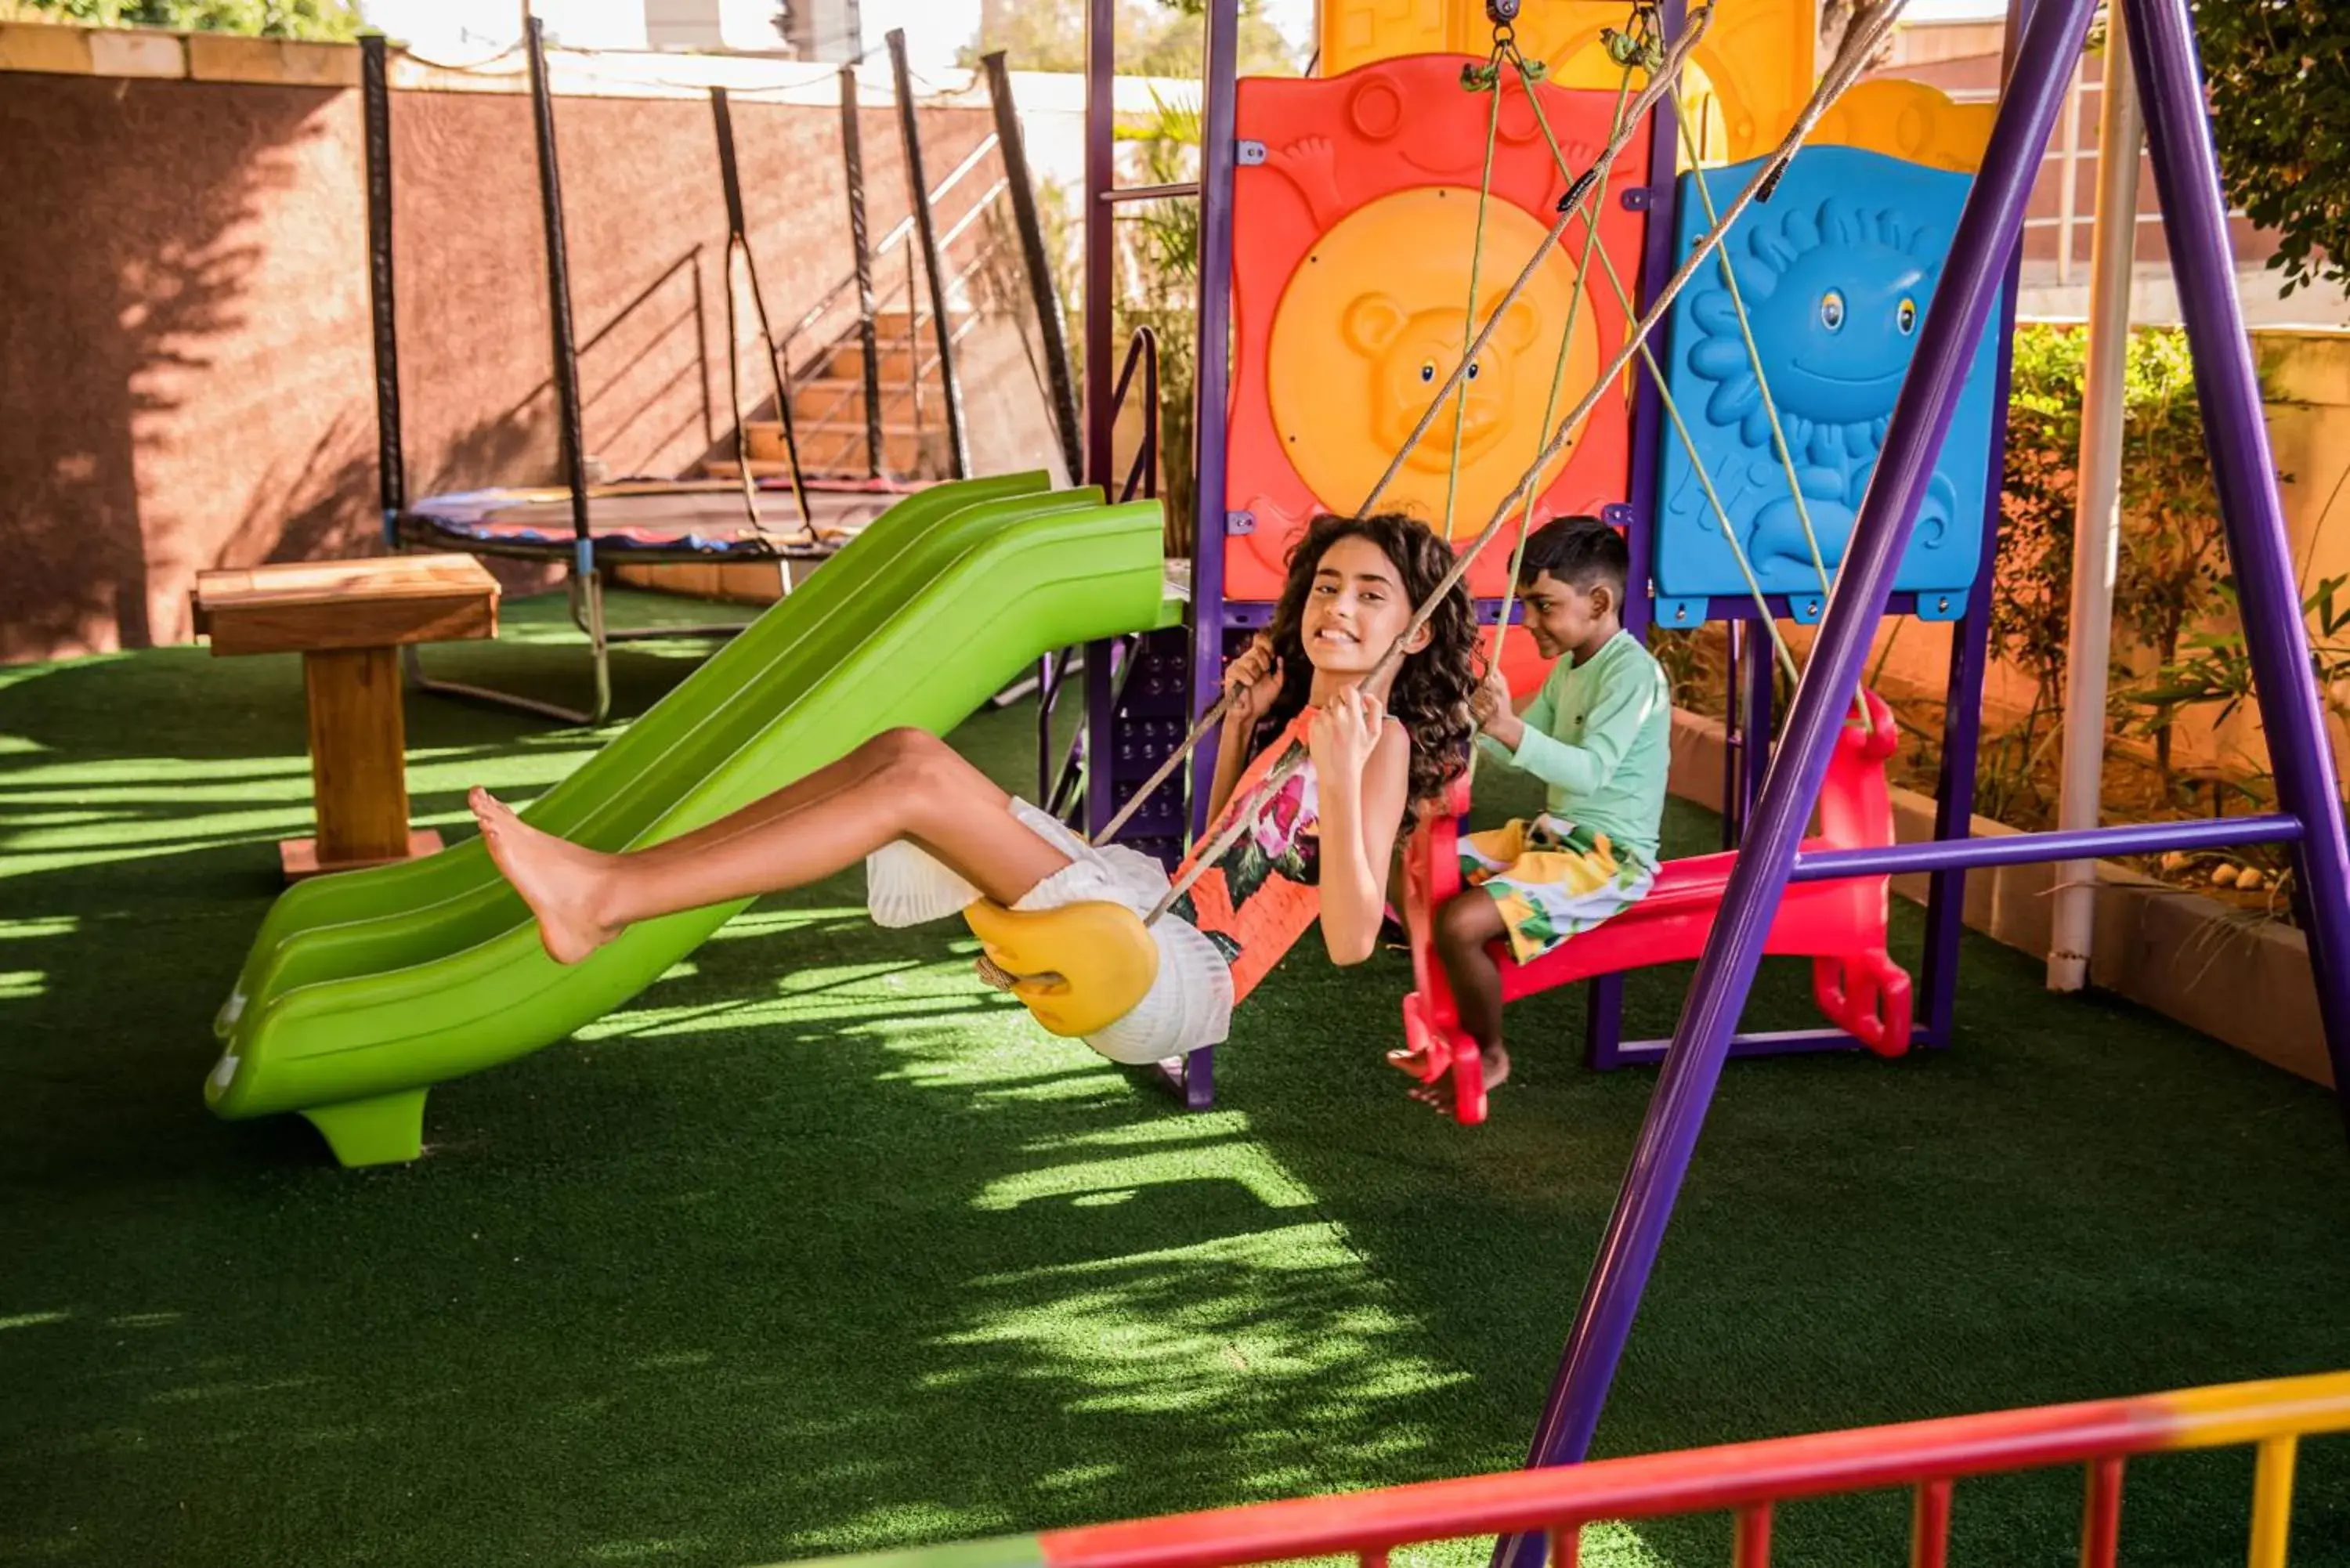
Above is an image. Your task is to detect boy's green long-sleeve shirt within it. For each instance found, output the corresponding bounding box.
[1474,630,1672,866]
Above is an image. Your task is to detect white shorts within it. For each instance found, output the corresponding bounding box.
[865,799,1235,1065]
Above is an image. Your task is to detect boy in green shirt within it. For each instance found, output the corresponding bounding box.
[1422,515,1672,1099]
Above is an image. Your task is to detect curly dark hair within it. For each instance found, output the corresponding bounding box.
[1248,512,1478,818]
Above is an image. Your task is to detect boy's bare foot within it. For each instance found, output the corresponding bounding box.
[470,787,616,966]
[1406,1042,1512,1115]
[1385,1042,1443,1081]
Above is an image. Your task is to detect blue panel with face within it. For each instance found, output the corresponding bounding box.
[1651,145,2000,615]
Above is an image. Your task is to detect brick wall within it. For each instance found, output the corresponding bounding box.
[0,25,1001,664]
[1874,20,2284,283]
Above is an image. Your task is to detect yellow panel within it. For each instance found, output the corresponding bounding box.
[1812,78,1994,173]
[1321,0,1450,71]
[1265,186,1596,540]
[1316,0,1815,164]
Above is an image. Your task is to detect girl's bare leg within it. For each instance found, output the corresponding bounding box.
[616,739,904,865]
[471,729,1072,964]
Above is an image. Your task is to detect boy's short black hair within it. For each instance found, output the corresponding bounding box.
[1518,514,1629,598]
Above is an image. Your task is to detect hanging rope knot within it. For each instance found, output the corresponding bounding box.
[1511,48,1548,84]
[1460,57,1502,92]
[1601,27,1668,73]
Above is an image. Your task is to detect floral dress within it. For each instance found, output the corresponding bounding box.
[1166,714,1325,1009]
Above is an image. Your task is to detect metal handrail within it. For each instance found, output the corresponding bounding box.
[1043,323,1166,808]
[1108,325,1161,504]
[779,132,1003,361]
[1101,181,1202,204]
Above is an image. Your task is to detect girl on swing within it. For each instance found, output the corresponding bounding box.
[470,512,1480,1063]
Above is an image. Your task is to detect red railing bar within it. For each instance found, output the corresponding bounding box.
[1732,1501,1772,1567]
[1038,1375,2350,1568]
[1548,1523,1580,1568]
[1358,1551,1386,1568]
[2078,1457,2125,1568]
[1044,1407,2150,1568]
[1909,1479,1953,1568]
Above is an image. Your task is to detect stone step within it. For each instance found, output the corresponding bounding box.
[742,417,938,465]
[705,425,937,478]
[783,375,943,427]
[822,341,932,381]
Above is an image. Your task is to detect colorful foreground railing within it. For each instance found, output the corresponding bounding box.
[772,1372,2350,1568]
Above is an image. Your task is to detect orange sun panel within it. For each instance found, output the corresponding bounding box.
[1224,56,1650,603]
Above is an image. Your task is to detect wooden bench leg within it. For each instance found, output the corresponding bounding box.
[285,645,437,879]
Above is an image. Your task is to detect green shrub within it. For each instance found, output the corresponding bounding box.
[6,0,359,38]
[1994,321,2232,795]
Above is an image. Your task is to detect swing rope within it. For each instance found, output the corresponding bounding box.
[1469,36,1639,789]
[1132,0,1910,930]
[1440,38,1512,544]
[1089,3,1716,852]
[1503,32,1805,689]
[1662,74,1838,602]
[1509,32,1884,734]
[1353,2,1716,520]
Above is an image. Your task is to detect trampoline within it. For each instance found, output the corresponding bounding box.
[359,27,955,725]
[396,477,914,564]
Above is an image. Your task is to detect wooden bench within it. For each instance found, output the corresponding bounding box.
[193,555,500,880]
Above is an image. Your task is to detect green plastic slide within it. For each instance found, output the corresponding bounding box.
[205,475,1180,1168]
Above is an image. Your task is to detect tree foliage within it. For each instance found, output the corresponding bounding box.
[956,0,1298,78]
[7,0,358,38]
[2195,0,2348,298]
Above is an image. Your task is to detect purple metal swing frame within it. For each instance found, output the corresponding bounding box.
[1061,0,2350,1531]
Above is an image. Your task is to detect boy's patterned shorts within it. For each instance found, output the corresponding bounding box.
[1459,815,1656,965]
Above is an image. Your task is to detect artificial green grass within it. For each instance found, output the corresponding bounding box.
[2,591,2347,1567]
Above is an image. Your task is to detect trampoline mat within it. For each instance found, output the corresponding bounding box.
[400,479,918,560]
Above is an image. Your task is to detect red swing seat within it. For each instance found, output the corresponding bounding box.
[1397,688,1913,1124]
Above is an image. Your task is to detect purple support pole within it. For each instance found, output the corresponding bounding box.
[1922,0,2034,1046]
[1152,0,1244,1111]
[1585,0,1683,1073]
[1719,623,1742,849]
[1792,812,2301,881]
[1619,0,1679,646]
[1491,5,2102,1558]
[1922,454,2005,1041]
[2121,0,2350,1119]
[1740,617,1773,835]
[1081,0,1118,836]
[1186,0,1242,838]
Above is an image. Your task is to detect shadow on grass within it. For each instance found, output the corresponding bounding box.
[2,667,2347,1568]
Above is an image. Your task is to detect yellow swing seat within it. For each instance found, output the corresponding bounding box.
[964,898,1161,1039]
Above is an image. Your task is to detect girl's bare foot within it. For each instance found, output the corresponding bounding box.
[1407,1042,1511,1115]
[470,787,617,966]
